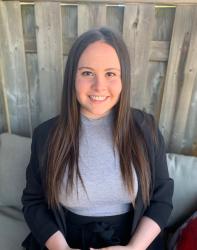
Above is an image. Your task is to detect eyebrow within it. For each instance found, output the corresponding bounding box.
[78,66,120,71]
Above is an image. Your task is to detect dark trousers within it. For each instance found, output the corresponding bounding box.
[63,207,134,250]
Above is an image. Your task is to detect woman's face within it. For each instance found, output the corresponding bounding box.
[75,41,122,119]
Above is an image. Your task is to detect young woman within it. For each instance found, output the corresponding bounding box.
[21,27,174,250]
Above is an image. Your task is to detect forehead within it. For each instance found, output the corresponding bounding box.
[78,41,121,68]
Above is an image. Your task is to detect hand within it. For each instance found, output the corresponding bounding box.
[90,245,132,250]
[45,230,80,250]
[65,247,80,250]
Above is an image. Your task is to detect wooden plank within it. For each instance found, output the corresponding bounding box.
[20,37,76,55]
[144,61,167,120]
[150,41,170,61]
[183,79,197,156]
[25,53,40,134]
[123,4,155,110]
[169,6,197,153]
[146,7,175,118]
[106,5,124,34]
[153,6,175,41]
[21,4,37,53]
[14,1,197,6]
[78,3,107,35]
[0,1,31,136]
[189,80,197,156]
[62,5,77,54]
[34,1,63,123]
[21,36,171,61]
[0,61,8,133]
[21,4,39,134]
[159,5,194,149]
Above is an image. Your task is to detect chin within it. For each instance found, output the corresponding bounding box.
[85,109,109,118]
[94,111,110,117]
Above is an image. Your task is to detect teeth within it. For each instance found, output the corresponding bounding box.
[90,96,107,101]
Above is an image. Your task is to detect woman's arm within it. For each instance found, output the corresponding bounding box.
[45,230,68,250]
[124,115,173,250]
[126,113,173,250]
[126,216,161,250]
[22,127,60,247]
[45,231,82,250]
[91,216,160,250]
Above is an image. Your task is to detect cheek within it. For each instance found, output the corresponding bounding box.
[75,78,91,100]
[75,75,81,90]
[110,80,122,96]
[75,78,82,102]
[118,81,122,93]
[75,77,85,93]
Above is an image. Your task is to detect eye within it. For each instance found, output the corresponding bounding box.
[106,72,116,78]
[81,71,94,77]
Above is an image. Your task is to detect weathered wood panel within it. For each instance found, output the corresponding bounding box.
[106,5,124,34]
[183,78,197,156]
[153,6,175,41]
[25,53,39,134]
[0,1,31,136]
[21,4,37,53]
[145,62,167,120]
[78,3,107,35]
[169,6,197,153]
[15,36,171,62]
[0,62,8,133]
[21,4,39,133]
[8,0,197,5]
[146,7,175,120]
[34,1,63,123]
[150,41,170,62]
[159,6,195,149]
[62,5,77,55]
[123,4,155,110]
[1,2,197,157]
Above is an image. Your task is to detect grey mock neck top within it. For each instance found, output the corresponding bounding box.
[59,111,138,216]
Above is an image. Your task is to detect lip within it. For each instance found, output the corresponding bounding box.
[89,96,109,103]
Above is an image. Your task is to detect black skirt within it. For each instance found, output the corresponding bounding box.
[63,207,134,250]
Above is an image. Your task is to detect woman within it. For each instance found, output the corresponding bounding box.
[21,27,174,250]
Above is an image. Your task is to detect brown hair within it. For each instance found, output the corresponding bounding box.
[44,27,154,209]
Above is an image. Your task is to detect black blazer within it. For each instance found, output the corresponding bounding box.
[21,108,174,250]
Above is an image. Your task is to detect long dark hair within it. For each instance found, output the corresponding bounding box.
[44,27,152,209]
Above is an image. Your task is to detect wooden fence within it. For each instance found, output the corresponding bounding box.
[0,0,197,156]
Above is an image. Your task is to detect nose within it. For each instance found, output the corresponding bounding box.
[92,74,107,92]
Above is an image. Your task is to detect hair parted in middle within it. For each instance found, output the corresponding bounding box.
[44,27,153,210]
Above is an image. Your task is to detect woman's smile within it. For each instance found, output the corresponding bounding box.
[89,95,109,102]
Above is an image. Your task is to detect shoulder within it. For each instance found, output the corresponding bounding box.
[131,107,156,129]
[32,116,59,151]
[131,108,159,147]
[34,116,59,137]
[31,116,59,166]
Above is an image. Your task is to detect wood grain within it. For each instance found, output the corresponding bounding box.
[34,1,63,123]
[0,1,31,136]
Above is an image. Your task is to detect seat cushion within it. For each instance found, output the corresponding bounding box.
[167,153,197,227]
[0,133,31,209]
[0,206,30,250]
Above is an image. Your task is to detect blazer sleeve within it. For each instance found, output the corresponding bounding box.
[21,127,59,247]
[143,116,174,230]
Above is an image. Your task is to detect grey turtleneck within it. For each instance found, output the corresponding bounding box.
[59,111,138,216]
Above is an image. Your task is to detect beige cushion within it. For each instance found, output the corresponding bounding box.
[0,206,30,250]
[0,133,31,209]
[167,153,197,227]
